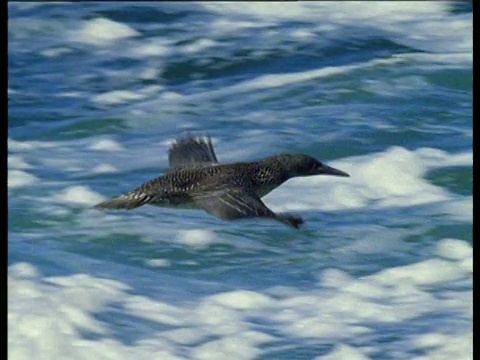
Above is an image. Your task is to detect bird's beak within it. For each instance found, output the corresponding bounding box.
[320,164,350,177]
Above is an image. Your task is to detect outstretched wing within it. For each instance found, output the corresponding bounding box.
[193,187,303,229]
[94,190,154,210]
[168,133,218,169]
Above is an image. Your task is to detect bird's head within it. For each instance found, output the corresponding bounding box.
[274,154,350,178]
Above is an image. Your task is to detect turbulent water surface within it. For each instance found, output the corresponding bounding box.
[8,2,472,360]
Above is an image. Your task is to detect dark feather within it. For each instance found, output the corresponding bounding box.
[168,133,218,169]
[94,192,152,210]
[193,188,303,229]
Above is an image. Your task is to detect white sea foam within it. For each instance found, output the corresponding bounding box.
[8,155,32,169]
[8,136,170,182]
[210,18,272,33]
[374,258,467,287]
[201,2,470,54]
[123,296,186,327]
[58,91,84,98]
[89,139,124,152]
[161,327,205,345]
[185,57,404,102]
[55,185,105,206]
[181,39,217,54]
[159,91,185,100]
[361,75,432,98]
[8,264,131,360]
[202,2,449,22]
[290,29,316,40]
[91,163,118,174]
[139,67,162,80]
[145,258,171,268]
[210,290,272,310]
[8,138,58,152]
[8,138,35,152]
[8,236,472,360]
[436,238,472,261]
[316,344,371,360]
[415,147,473,168]
[176,229,218,249]
[40,47,73,58]
[412,333,472,360]
[132,41,171,57]
[191,331,272,360]
[8,2,45,11]
[436,197,473,223]
[140,85,163,96]
[92,90,146,105]
[395,52,473,67]
[69,18,139,46]
[8,169,38,189]
[9,262,40,278]
[320,268,354,289]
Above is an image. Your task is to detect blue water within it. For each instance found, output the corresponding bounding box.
[8,2,472,360]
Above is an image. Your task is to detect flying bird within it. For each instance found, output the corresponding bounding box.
[94,134,349,228]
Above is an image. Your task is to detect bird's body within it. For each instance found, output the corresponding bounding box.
[122,157,292,207]
[95,134,349,228]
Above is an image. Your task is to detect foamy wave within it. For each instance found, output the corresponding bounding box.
[201,2,449,22]
[181,39,217,54]
[40,47,73,58]
[55,186,105,206]
[8,170,38,189]
[89,139,124,152]
[185,58,403,101]
[8,138,62,154]
[316,344,370,360]
[91,164,118,174]
[9,263,130,359]
[69,18,139,46]
[436,238,472,261]
[200,2,470,54]
[210,290,272,310]
[176,230,218,249]
[8,155,32,170]
[8,238,471,359]
[92,90,146,105]
[132,41,170,57]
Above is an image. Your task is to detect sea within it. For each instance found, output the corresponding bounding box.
[8,2,472,360]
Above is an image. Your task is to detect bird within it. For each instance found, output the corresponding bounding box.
[94,133,349,229]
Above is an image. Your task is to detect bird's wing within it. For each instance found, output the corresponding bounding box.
[193,187,274,220]
[94,176,166,210]
[168,133,218,169]
[193,187,303,228]
[94,190,154,210]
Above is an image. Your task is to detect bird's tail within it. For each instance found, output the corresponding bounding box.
[94,191,152,210]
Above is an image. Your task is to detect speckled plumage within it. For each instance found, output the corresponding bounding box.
[95,134,349,228]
